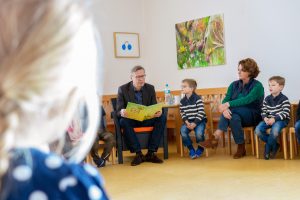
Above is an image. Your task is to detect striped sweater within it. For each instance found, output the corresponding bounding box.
[261,92,291,122]
[179,93,207,125]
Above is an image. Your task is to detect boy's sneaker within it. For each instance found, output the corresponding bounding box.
[264,144,271,160]
[189,149,197,159]
[93,156,106,168]
[270,143,280,159]
[195,146,204,157]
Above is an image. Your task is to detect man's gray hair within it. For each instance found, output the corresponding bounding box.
[131,65,145,73]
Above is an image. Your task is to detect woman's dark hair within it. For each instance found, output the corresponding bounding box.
[238,58,260,79]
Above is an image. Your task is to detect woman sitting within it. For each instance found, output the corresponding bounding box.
[200,58,264,159]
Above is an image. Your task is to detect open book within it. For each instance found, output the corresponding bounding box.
[126,102,163,121]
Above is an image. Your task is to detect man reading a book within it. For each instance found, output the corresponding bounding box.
[117,65,167,166]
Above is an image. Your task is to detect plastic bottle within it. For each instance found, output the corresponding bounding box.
[164,84,171,105]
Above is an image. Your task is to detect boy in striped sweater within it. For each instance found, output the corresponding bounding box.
[180,79,207,159]
[255,76,291,159]
[295,101,300,144]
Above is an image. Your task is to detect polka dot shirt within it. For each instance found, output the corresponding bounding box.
[1,148,109,200]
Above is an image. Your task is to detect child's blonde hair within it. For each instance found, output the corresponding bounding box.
[269,76,285,86]
[0,0,100,178]
[182,79,197,92]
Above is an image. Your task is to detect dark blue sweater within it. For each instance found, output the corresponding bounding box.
[261,92,290,122]
[179,93,207,125]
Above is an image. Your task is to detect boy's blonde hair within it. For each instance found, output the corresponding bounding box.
[182,79,197,92]
[269,76,285,86]
[0,0,100,178]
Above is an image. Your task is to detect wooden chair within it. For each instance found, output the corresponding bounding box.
[255,127,289,160]
[111,98,169,164]
[179,101,213,157]
[289,127,298,159]
[85,140,116,165]
[288,103,298,159]
[228,127,256,156]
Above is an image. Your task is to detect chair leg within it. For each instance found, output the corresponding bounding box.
[282,129,288,160]
[163,130,168,159]
[294,132,299,156]
[255,134,260,159]
[250,129,255,156]
[228,131,232,155]
[179,136,184,157]
[85,153,93,164]
[117,146,123,164]
[290,129,294,160]
[111,147,116,164]
[222,132,226,148]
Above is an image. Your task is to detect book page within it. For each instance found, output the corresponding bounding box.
[126,102,163,121]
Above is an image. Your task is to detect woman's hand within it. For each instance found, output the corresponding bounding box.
[218,102,230,113]
[223,109,232,119]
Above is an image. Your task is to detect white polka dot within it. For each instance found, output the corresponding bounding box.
[59,176,77,191]
[29,191,48,200]
[84,164,98,176]
[88,185,103,200]
[45,155,63,169]
[12,165,32,181]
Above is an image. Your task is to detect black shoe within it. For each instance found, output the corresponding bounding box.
[264,144,271,160]
[93,156,106,168]
[145,152,163,164]
[270,143,280,159]
[131,154,144,166]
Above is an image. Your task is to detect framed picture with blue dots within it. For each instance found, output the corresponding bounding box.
[114,32,140,58]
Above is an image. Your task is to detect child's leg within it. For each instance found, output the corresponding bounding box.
[99,131,116,160]
[295,120,300,143]
[194,121,206,143]
[255,121,270,143]
[194,121,206,157]
[180,124,194,150]
[268,120,288,153]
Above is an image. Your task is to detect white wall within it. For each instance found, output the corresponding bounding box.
[93,0,300,101]
[91,0,145,95]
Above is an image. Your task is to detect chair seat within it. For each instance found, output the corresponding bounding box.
[133,127,154,132]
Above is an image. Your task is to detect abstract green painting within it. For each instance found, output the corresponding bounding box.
[175,14,226,69]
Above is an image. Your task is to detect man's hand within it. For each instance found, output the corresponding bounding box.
[223,109,232,119]
[120,109,128,117]
[218,102,230,113]
[153,111,162,118]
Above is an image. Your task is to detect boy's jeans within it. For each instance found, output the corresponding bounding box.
[295,120,300,143]
[180,121,206,149]
[255,120,289,150]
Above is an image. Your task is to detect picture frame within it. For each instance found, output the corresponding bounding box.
[113,32,140,58]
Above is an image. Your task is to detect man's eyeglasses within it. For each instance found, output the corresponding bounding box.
[134,75,146,79]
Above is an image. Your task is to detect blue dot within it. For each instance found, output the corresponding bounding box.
[127,44,132,50]
[121,44,126,50]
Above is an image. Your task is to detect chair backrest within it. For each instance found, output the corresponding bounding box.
[111,98,117,112]
[204,101,213,135]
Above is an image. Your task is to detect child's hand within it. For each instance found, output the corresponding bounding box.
[189,122,196,129]
[268,118,275,125]
[185,120,190,127]
[264,117,269,124]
